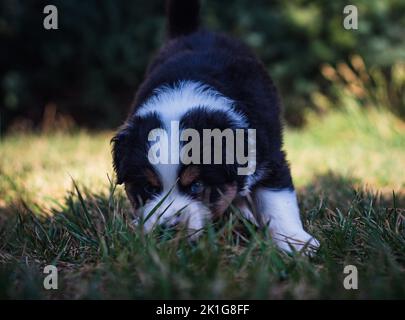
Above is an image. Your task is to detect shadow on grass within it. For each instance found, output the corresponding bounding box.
[0,172,404,299]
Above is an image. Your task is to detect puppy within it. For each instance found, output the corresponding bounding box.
[112,0,319,253]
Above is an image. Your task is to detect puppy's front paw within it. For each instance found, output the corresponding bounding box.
[272,230,320,256]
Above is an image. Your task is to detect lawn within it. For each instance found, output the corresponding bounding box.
[0,105,404,299]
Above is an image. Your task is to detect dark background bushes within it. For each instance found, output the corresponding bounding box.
[1,0,404,132]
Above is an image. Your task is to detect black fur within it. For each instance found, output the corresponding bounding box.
[166,0,200,38]
[112,0,294,208]
[112,113,163,184]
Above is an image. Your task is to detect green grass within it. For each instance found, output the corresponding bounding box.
[0,106,404,299]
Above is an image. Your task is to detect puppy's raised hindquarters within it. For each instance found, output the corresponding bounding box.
[111,0,319,254]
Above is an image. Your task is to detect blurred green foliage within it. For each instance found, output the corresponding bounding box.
[1,0,404,131]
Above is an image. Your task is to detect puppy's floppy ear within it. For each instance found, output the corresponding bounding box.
[112,113,163,185]
[111,124,132,185]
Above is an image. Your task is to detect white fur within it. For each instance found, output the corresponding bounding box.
[143,130,207,234]
[250,188,319,254]
[136,80,248,128]
[140,188,211,238]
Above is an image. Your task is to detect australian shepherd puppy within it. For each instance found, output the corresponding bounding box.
[112,0,319,253]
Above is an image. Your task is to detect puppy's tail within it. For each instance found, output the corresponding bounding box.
[166,0,200,38]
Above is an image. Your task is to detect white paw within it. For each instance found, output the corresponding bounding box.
[272,230,320,256]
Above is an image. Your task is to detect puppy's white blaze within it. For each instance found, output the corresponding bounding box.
[147,128,170,165]
[147,123,179,191]
[136,80,248,128]
[142,188,211,235]
[254,188,319,253]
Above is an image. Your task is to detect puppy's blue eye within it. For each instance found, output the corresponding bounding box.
[190,181,204,195]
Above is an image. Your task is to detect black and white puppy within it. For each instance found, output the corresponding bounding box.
[112,0,319,253]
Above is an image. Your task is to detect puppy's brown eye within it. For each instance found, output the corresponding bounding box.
[190,181,204,195]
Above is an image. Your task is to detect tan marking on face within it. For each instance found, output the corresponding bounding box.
[180,166,200,186]
[212,182,238,217]
[145,169,160,187]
